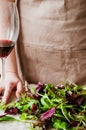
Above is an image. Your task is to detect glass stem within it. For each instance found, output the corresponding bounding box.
[1,58,5,82]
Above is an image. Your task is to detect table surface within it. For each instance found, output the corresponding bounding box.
[0,121,56,130]
[0,121,29,130]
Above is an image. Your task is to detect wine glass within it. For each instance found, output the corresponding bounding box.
[0,1,19,84]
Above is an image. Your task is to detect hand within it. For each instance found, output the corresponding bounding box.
[0,72,24,104]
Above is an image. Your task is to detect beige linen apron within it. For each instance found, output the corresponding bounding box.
[17,0,86,85]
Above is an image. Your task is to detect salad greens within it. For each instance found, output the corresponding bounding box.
[0,81,86,130]
[0,115,17,122]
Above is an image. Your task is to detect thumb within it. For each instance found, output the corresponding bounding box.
[16,81,23,98]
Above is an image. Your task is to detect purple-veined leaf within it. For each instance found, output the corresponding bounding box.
[40,107,55,121]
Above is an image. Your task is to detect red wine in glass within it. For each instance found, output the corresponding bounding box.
[0,1,19,87]
[0,40,15,58]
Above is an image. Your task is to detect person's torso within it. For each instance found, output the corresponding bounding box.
[17,0,86,85]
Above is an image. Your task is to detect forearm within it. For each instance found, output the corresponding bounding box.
[5,48,18,75]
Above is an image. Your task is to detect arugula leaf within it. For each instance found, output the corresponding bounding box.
[53,119,68,130]
[0,116,18,122]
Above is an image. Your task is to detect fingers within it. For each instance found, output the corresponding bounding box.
[0,86,4,95]
[2,81,24,104]
[0,82,4,95]
[2,84,13,104]
[16,81,24,98]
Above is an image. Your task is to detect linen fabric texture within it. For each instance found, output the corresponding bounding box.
[17,0,86,85]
